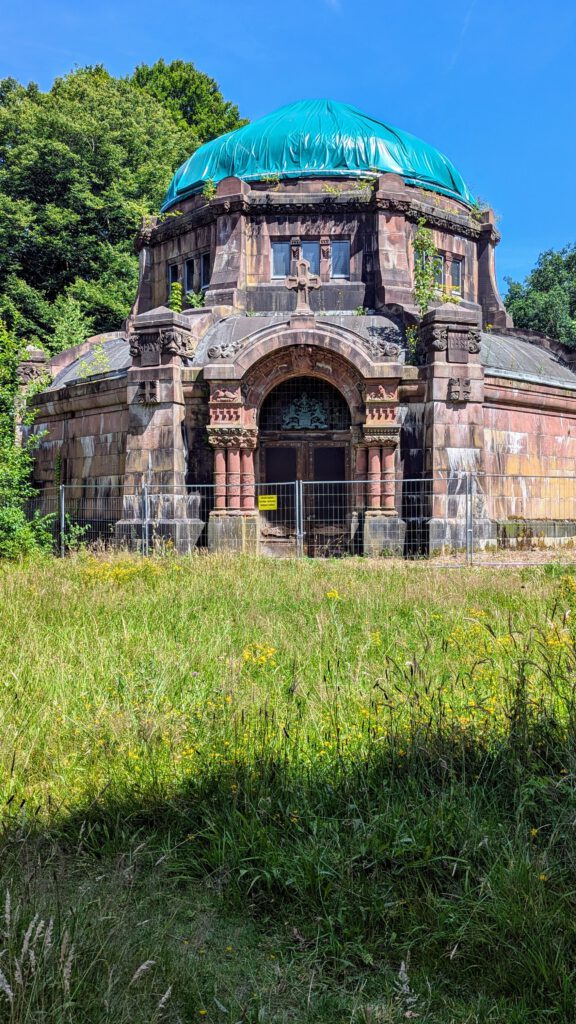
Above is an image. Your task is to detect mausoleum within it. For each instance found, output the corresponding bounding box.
[24,99,576,555]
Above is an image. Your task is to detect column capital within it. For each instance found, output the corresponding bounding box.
[419,305,482,365]
[207,426,258,450]
[363,426,400,448]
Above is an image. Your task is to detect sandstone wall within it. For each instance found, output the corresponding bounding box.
[482,376,576,521]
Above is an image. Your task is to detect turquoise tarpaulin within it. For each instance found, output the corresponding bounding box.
[161,98,474,211]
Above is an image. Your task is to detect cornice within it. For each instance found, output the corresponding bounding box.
[143,189,483,246]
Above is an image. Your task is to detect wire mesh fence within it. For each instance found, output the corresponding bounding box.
[16,475,576,564]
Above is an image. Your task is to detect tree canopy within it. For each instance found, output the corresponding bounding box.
[0,61,244,351]
[505,245,576,347]
[131,58,246,144]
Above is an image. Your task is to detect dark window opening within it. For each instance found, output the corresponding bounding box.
[260,377,351,432]
[301,241,320,275]
[185,259,195,294]
[200,252,211,290]
[450,258,463,294]
[272,241,291,278]
[419,251,464,294]
[331,240,350,279]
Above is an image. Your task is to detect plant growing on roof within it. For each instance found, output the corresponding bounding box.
[412,218,437,318]
[186,290,205,309]
[76,343,111,380]
[202,178,217,200]
[168,281,183,313]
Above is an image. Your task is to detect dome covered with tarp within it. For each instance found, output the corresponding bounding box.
[161,98,474,211]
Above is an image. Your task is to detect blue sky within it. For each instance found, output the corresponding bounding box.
[2,0,575,294]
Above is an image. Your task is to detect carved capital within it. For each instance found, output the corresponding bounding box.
[467,328,482,354]
[160,327,189,358]
[207,426,258,450]
[363,426,400,448]
[130,325,190,364]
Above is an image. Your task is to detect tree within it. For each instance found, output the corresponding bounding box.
[131,59,246,144]
[51,295,94,352]
[0,65,206,349]
[0,319,47,557]
[505,245,576,347]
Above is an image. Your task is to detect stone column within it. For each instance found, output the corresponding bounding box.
[354,443,368,507]
[381,443,396,513]
[206,427,260,553]
[227,448,241,509]
[362,427,404,556]
[241,448,256,511]
[367,445,382,509]
[214,448,227,509]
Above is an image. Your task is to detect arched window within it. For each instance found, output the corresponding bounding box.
[260,377,351,432]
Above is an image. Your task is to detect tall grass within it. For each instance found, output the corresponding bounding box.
[1,554,576,1022]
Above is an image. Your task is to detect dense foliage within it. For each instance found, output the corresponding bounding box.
[0,319,47,556]
[505,244,576,346]
[0,62,244,351]
[131,58,246,144]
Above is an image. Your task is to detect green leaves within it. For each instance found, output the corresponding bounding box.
[0,63,244,351]
[505,245,576,347]
[0,318,47,557]
[131,58,246,144]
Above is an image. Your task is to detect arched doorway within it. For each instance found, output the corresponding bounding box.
[258,376,353,555]
[259,376,351,482]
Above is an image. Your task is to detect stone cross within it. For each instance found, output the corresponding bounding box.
[285,258,320,314]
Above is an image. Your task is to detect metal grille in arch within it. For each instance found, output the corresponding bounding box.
[259,377,351,431]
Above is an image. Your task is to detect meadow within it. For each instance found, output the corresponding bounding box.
[1,554,576,1023]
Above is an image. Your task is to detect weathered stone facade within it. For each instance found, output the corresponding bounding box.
[25,109,576,555]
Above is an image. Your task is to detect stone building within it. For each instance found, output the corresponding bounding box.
[24,99,576,554]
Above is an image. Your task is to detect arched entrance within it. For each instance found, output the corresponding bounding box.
[205,332,403,556]
[258,376,353,555]
[259,376,351,484]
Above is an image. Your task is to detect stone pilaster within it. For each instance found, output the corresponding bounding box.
[116,310,203,552]
[421,304,491,551]
[477,211,513,330]
[374,175,415,311]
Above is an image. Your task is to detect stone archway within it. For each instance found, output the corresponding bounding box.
[204,334,406,555]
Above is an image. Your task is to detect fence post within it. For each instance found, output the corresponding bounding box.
[59,483,65,558]
[142,484,149,557]
[296,480,304,557]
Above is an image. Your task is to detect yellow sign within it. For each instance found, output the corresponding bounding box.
[258,494,278,511]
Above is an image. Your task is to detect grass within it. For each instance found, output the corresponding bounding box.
[1,554,576,1022]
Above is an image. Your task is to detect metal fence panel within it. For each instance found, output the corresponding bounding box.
[13,474,576,564]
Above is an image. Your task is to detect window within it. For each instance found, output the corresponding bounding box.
[450,258,463,295]
[200,252,211,290]
[271,242,291,278]
[301,241,320,275]
[420,251,464,294]
[331,240,350,279]
[167,263,179,300]
[185,259,195,294]
[432,254,444,288]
